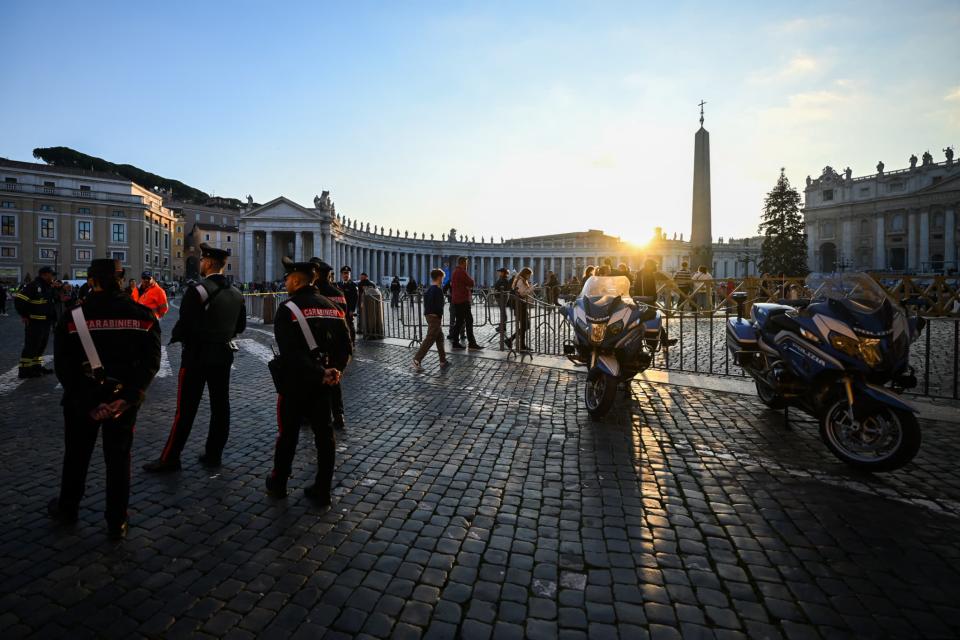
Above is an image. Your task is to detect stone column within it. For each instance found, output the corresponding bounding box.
[919,209,930,272]
[945,206,957,269]
[244,231,254,282]
[841,219,852,267]
[875,217,885,270]
[907,210,918,270]
[295,231,303,263]
[264,230,274,282]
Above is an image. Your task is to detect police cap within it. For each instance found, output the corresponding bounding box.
[89,259,124,280]
[199,242,230,261]
[38,266,55,275]
[340,265,352,274]
[308,256,334,274]
[282,256,315,277]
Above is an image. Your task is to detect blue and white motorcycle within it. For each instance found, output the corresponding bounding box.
[562,276,671,418]
[727,272,925,472]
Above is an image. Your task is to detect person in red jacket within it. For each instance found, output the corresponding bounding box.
[137,271,169,320]
[449,256,483,350]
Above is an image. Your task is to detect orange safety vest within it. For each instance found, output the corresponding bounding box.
[138,283,168,319]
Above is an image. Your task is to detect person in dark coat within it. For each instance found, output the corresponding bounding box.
[47,259,161,539]
[14,266,56,378]
[494,267,511,333]
[336,266,358,344]
[390,276,401,308]
[143,243,246,472]
[265,260,352,505]
[310,257,349,431]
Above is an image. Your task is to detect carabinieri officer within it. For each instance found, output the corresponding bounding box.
[310,257,349,430]
[48,259,161,539]
[266,260,351,505]
[144,243,246,472]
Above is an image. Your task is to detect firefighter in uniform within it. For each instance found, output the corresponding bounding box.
[337,265,358,345]
[15,266,56,378]
[265,260,352,505]
[47,259,161,539]
[144,243,246,472]
[309,257,348,430]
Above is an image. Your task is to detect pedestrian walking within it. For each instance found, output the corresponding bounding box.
[412,269,450,371]
[633,259,664,302]
[450,256,483,350]
[356,272,375,334]
[124,278,139,302]
[337,266,358,344]
[406,277,418,306]
[47,259,161,539]
[505,267,534,351]
[674,261,692,308]
[265,260,352,505]
[691,265,713,310]
[14,266,56,378]
[544,270,559,304]
[143,244,246,473]
[390,276,401,308]
[137,271,169,320]
[310,257,349,431]
[493,267,511,333]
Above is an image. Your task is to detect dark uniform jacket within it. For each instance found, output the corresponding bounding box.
[336,280,359,314]
[54,290,161,411]
[14,278,54,322]
[275,285,352,392]
[170,274,246,366]
[318,281,347,313]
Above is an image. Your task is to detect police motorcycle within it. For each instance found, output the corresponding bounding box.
[727,272,925,472]
[562,275,672,418]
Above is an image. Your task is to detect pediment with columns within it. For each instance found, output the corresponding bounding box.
[241,196,330,222]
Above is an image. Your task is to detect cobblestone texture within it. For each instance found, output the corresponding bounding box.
[1,306,960,638]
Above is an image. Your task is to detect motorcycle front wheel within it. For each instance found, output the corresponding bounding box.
[819,398,921,472]
[755,380,786,409]
[585,370,618,418]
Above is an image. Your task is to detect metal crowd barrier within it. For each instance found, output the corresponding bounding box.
[245,287,960,400]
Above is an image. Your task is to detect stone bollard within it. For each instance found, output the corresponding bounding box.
[263,295,276,325]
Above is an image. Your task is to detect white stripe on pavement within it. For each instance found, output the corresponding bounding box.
[236,338,274,364]
[157,345,172,378]
[0,355,54,395]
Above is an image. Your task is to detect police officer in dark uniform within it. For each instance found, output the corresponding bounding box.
[266,260,351,505]
[337,265,358,344]
[14,266,56,378]
[144,243,246,472]
[47,259,161,539]
[309,257,349,430]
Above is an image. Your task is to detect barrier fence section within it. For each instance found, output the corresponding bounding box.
[245,282,960,401]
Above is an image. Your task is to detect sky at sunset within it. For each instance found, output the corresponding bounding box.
[4,1,959,246]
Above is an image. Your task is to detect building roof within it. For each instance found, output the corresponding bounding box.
[0,158,129,183]
[191,222,239,233]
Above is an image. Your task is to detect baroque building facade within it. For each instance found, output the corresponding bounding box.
[239,192,759,287]
[803,149,959,273]
[0,159,176,283]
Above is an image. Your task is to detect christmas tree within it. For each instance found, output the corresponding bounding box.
[758,169,809,277]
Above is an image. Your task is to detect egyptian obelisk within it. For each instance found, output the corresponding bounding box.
[690,100,713,271]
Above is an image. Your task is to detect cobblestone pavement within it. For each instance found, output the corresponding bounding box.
[2,305,960,639]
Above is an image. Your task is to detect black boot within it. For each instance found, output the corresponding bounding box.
[142,458,181,473]
[47,498,78,525]
[265,474,288,498]
[332,415,345,431]
[304,484,332,508]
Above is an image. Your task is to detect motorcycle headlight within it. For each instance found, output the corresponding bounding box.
[829,332,861,358]
[859,338,882,367]
[799,327,820,343]
[607,320,624,337]
[590,322,606,344]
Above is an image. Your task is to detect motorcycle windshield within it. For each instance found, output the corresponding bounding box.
[579,276,633,306]
[805,272,903,316]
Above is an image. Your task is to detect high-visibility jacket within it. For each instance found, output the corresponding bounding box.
[14,278,54,322]
[137,283,169,319]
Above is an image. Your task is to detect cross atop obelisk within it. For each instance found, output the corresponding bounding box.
[698,99,707,127]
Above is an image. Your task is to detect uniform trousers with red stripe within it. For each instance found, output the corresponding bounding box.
[57,406,137,527]
[160,364,231,462]
[271,390,335,490]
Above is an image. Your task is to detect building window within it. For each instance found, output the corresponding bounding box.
[154,255,159,265]
[164,257,168,266]
[177,251,181,258]
[1,247,16,258]
[78,207,91,215]
[820,220,834,238]
[227,235,231,242]
[40,218,56,239]
[933,212,944,230]
[4,177,17,184]
[1,201,13,208]
[79,185,91,191]
[176,226,182,233]
[205,233,210,241]
[40,247,57,259]
[145,252,150,263]
[40,204,54,212]
[227,263,232,272]
[822,189,834,201]
[1,215,15,236]
[112,223,126,243]
[154,230,159,247]
[176,238,182,246]
[889,182,904,193]
[77,248,92,261]
[891,213,905,232]
[112,210,125,218]
[164,233,169,249]
[860,187,869,194]
[77,220,92,241]
[111,251,126,262]
[145,228,150,245]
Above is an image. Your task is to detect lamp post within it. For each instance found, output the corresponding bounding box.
[53,249,59,278]
[737,253,756,278]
